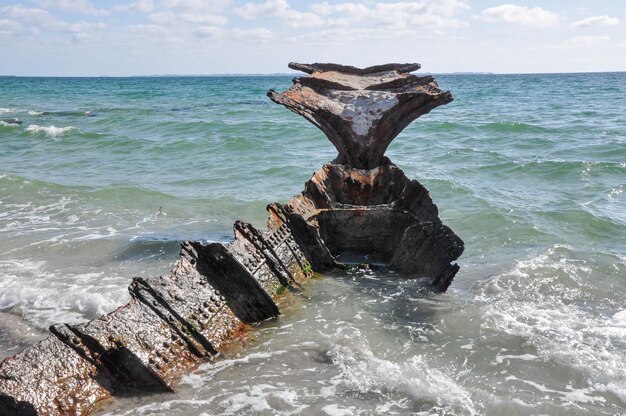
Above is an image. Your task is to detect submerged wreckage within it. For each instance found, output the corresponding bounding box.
[0,63,464,415]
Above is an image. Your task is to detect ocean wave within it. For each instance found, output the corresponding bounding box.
[112,238,186,262]
[0,258,129,329]
[40,110,95,117]
[0,119,21,127]
[479,121,557,133]
[327,326,477,415]
[461,159,626,181]
[25,124,76,137]
[2,108,97,117]
[424,121,465,130]
[475,245,626,407]
[0,173,272,212]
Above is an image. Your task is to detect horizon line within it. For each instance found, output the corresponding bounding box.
[1,70,625,78]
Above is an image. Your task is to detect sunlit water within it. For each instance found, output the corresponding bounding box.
[0,73,625,415]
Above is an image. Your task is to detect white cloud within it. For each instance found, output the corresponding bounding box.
[0,19,22,30]
[193,25,275,42]
[194,25,222,39]
[313,0,466,29]
[481,4,559,27]
[564,35,610,47]
[372,0,469,29]
[147,11,228,25]
[33,0,110,16]
[0,5,56,23]
[57,21,106,33]
[571,15,619,28]
[160,0,231,12]
[231,27,273,40]
[146,11,176,24]
[177,13,228,25]
[237,0,468,30]
[0,4,106,41]
[129,23,169,36]
[290,27,403,45]
[235,0,324,28]
[0,18,23,36]
[71,31,97,43]
[114,0,156,13]
[311,2,369,19]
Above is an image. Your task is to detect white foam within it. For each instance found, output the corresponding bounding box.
[216,384,305,414]
[193,350,283,378]
[612,310,626,325]
[0,120,20,127]
[494,353,539,364]
[101,399,213,416]
[26,124,75,137]
[595,381,626,404]
[327,326,477,414]
[477,245,626,407]
[0,258,128,328]
[0,197,72,234]
[179,373,205,389]
[0,108,13,114]
[73,226,118,241]
[27,110,44,115]
[561,386,605,405]
[322,404,355,416]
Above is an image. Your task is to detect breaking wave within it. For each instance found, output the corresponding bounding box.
[0,119,21,127]
[25,124,76,137]
[326,326,477,415]
[475,244,626,408]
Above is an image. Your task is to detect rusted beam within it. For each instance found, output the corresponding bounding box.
[0,62,464,416]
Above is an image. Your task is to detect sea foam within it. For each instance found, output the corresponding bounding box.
[477,245,626,406]
[26,124,75,137]
[0,258,128,329]
[327,326,477,415]
[0,120,20,127]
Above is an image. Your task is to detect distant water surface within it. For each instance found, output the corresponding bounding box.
[0,73,624,415]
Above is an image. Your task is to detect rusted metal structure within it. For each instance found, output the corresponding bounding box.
[0,63,463,415]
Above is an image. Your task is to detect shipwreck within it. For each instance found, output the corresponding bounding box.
[0,62,464,416]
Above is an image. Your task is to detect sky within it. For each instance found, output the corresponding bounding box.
[0,0,624,75]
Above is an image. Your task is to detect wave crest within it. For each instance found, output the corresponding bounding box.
[26,124,76,137]
[476,245,626,406]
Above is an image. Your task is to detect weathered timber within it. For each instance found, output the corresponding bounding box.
[0,62,464,416]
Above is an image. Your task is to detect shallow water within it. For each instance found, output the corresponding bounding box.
[0,73,625,414]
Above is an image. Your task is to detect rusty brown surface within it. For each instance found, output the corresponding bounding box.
[0,207,315,416]
[269,62,452,169]
[284,161,463,287]
[0,62,463,416]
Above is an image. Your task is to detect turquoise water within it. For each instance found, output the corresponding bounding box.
[0,73,625,415]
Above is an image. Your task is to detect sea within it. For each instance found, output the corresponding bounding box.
[0,73,624,415]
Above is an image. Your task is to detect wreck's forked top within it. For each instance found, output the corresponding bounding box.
[268,62,453,169]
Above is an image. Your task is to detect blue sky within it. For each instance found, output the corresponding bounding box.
[0,0,624,75]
